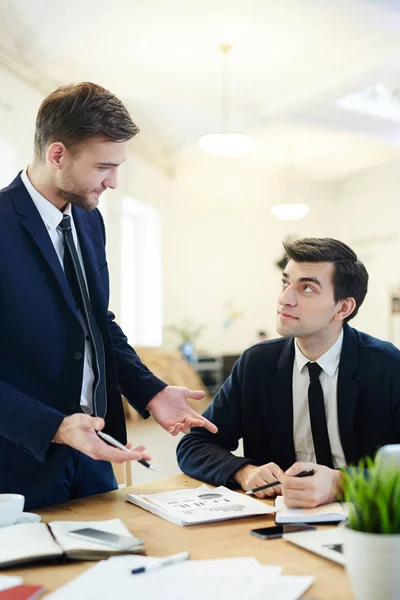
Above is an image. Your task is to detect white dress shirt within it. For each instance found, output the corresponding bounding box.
[21,168,94,414]
[292,329,346,468]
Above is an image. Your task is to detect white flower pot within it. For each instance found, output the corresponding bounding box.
[342,526,400,600]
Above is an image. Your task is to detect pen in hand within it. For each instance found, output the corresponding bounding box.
[96,431,156,471]
[131,551,190,575]
[245,469,315,495]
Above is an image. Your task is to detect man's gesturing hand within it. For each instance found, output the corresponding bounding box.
[53,414,151,464]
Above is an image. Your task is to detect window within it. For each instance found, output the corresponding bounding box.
[0,140,16,188]
[120,196,162,346]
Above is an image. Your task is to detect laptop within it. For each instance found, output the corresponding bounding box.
[283,445,400,565]
[376,444,400,466]
[283,527,345,565]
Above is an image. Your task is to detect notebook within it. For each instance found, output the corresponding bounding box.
[274,496,347,524]
[126,484,276,526]
[0,519,144,568]
[283,527,345,565]
[0,585,45,600]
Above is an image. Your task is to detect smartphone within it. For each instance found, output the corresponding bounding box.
[68,527,140,550]
[250,524,316,540]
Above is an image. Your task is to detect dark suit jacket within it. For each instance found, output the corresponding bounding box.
[0,174,166,508]
[177,324,400,486]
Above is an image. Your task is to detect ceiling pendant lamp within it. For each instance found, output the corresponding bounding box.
[198,44,252,158]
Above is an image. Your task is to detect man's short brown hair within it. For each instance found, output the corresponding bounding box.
[283,237,369,322]
[34,82,139,160]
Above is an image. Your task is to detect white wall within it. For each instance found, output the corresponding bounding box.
[4,63,394,356]
[162,162,341,354]
[337,160,400,344]
[0,66,42,176]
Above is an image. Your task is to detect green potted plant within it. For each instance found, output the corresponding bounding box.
[341,457,400,600]
[165,321,206,362]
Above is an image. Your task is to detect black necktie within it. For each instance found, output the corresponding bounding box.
[58,214,107,418]
[306,362,334,468]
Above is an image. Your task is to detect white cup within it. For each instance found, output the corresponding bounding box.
[0,494,25,527]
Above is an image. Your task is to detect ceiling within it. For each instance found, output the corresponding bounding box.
[0,0,400,181]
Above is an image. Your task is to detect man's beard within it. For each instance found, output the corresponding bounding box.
[57,168,103,211]
[57,186,95,211]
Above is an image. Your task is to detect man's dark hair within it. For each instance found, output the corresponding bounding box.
[34,82,139,160]
[283,237,368,322]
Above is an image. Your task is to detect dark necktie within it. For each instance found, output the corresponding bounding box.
[306,362,334,468]
[58,214,107,418]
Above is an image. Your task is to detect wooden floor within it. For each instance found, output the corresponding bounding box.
[125,416,182,486]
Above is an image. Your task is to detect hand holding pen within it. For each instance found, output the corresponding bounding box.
[97,431,156,471]
[245,469,315,495]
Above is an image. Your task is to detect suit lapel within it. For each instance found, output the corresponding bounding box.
[10,177,79,318]
[337,325,360,465]
[268,339,296,468]
[72,207,108,334]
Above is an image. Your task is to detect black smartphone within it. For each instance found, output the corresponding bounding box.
[68,527,140,549]
[250,523,316,540]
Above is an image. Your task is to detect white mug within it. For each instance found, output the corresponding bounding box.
[0,494,25,527]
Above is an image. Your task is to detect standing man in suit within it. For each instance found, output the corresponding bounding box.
[0,82,217,510]
[177,238,400,508]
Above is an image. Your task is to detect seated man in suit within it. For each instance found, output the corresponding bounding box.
[177,237,400,508]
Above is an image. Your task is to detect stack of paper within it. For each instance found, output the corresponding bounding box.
[275,496,347,524]
[46,555,314,600]
[126,484,276,526]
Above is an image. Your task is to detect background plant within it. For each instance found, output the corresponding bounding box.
[165,320,206,344]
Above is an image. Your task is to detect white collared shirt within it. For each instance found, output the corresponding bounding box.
[292,329,346,468]
[21,168,94,414]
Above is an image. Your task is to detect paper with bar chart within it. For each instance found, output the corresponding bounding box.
[126,484,276,526]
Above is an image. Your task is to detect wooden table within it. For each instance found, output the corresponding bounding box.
[5,475,352,599]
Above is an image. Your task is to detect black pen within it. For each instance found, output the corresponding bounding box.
[245,468,315,495]
[97,431,156,471]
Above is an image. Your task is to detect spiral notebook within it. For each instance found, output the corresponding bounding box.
[126,484,276,526]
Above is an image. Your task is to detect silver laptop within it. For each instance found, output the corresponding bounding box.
[376,444,400,466]
[283,527,345,565]
[283,446,400,566]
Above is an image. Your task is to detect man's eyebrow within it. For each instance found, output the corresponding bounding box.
[97,161,121,167]
[282,272,323,289]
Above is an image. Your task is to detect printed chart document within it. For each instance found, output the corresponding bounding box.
[46,555,314,600]
[0,519,144,568]
[275,496,347,524]
[126,484,276,525]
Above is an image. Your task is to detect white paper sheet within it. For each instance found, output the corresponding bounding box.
[0,574,23,592]
[45,555,313,600]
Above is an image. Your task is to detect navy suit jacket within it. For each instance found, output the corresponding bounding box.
[0,174,166,508]
[177,325,400,486]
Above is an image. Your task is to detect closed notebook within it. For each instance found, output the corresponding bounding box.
[274,496,347,524]
[0,585,45,599]
[126,484,276,526]
[0,519,144,569]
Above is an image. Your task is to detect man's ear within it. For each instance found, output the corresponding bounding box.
[334,297,356,322]
[46,142,67,170]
